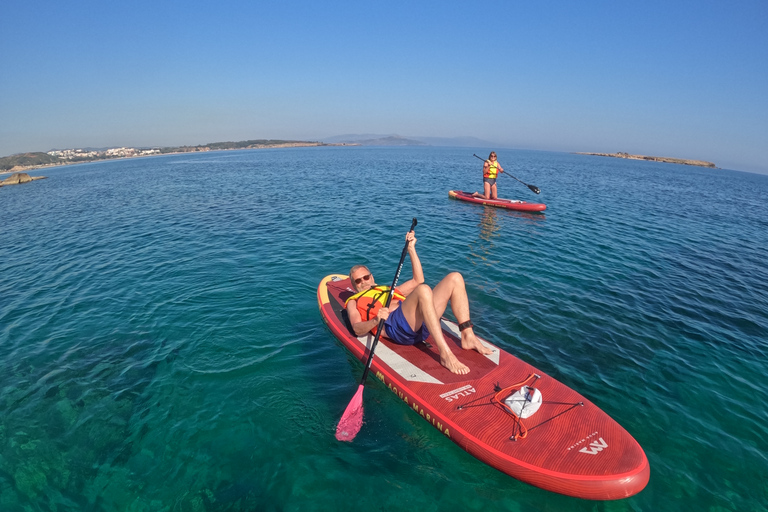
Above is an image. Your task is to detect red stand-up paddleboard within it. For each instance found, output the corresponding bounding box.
[319,275,649,500]
[449,190,547,212]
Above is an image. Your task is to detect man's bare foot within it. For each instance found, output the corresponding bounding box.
[440,352,470,375]
[461,331,493,355]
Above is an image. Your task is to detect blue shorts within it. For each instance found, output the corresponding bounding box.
[383,307,429,345]
[483,177,497,186]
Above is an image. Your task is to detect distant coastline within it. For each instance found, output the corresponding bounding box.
[0,140,354,175]
[576,152,716,168]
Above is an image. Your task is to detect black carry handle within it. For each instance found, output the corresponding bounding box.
[473,154,541,194]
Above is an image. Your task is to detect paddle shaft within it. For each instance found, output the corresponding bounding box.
[473,154,541,194]
[358,218,418,385]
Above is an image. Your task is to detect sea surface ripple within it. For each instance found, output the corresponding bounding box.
[1,147,766,511]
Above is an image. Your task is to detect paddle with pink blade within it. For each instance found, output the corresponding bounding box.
[336,218,417,441]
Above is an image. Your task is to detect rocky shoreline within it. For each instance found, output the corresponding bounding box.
[0,172,47,187]
[576,152,716,168]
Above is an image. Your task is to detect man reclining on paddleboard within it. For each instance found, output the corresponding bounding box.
[346,230,492,375]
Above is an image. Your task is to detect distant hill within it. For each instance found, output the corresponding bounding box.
[416,136,499,148]
[322,134,425,146]
[321,133,392,143]
[163,139,320,153]
[357,135,426,146]
[322,133,498,147]
[0,152,59,171]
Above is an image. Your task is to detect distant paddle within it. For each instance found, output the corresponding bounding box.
[473,154,541,194]
[336,218,418,441]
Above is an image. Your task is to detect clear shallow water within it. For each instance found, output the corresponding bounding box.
[1,147,767,511]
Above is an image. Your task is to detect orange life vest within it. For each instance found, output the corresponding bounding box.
[345,285,407,335]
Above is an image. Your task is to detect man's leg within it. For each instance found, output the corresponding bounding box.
[431,273,493,355]
[399,284,470,375]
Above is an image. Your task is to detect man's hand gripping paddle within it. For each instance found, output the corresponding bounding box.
[473,154,541,194]
[336,218,418,441]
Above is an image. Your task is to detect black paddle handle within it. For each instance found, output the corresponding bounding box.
[359,218,417,384]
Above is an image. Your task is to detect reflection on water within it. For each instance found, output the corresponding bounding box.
[514,211,547,223]
[479,207,500,242]
[468,208,501,267]
[467,206,546,267]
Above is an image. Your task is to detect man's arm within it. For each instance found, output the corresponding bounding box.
[397,231,424,296]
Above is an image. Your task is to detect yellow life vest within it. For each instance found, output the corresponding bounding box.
[484,160,500,179]
[345,285,407,335]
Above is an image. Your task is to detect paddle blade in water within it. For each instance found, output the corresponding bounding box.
[336,385,364,441]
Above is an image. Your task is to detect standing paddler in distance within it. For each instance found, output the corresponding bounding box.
[473,151,504,200]
[346,230,492,376]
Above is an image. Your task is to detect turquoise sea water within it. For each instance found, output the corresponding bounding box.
[1,147,766,511]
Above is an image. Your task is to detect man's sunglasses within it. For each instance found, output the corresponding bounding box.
[354,273,372,285]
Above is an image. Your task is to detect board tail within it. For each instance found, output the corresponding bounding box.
[336,385,364,441]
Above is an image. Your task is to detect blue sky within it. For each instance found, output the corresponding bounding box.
[1,0,766,173]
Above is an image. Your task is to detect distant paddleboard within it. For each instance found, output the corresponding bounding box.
[319,274,649,500]
[449,190,546,211]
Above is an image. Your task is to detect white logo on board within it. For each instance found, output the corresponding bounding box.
[579,437,608,455]
[439,384,476,402]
